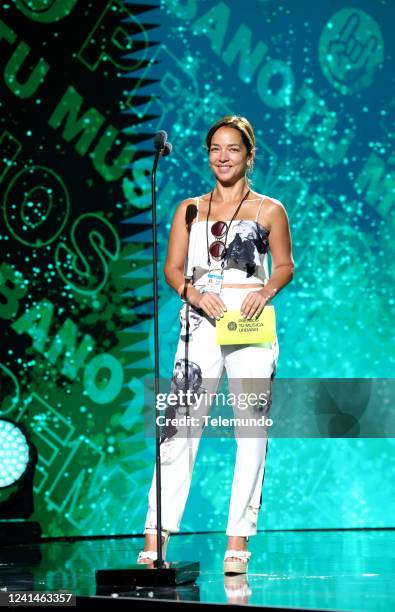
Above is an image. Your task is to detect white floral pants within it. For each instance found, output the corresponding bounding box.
[144,287,279,537]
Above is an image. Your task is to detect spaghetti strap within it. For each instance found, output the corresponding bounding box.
[196,196,200,222]
[255,196,266,222]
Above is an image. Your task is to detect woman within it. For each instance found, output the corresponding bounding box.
[138,115,295,573]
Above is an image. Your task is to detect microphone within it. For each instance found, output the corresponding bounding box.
[154,130,168,151]
[161,142,172,157]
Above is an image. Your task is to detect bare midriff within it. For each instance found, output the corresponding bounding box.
[221,283,264,288]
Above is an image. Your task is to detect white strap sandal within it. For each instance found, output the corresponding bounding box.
[137,529,171,564]
[224,549,251,574]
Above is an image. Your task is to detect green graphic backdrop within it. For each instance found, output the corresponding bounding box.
[0,0,394,536]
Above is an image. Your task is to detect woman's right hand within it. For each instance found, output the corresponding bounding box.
[189,289,227,320]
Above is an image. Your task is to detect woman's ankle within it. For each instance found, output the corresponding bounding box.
[143,533,157,551]
[227,536,248,550]
[143,531,168,551]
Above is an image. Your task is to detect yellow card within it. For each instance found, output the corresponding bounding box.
[216,306,276,345]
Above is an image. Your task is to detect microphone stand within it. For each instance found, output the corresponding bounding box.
[95,132,199,591]
[152,141,165,568]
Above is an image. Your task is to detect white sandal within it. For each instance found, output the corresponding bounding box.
[224,537,251,574]
[137,528,171,564]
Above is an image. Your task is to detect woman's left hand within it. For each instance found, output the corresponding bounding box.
[240,290,269,320]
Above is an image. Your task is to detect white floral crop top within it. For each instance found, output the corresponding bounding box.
[184,195,271,288]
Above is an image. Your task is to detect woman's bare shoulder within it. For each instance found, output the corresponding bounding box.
[257,194,286,215]
[177,196,200,211]
[171,198,200,229]
[255,193,289,231]
[255,193,285,208]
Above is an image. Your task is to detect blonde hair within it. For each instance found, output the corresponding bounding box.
[205,115,257,187]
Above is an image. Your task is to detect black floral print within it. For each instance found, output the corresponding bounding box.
[160,358,206,442]
[224,221,269,278]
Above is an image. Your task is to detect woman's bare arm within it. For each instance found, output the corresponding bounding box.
[164,199,227,319]
[260,200,295,301]
[163,199,192,298]
[241,200,295,318]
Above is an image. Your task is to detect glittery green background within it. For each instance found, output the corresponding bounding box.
[0,0,394,536]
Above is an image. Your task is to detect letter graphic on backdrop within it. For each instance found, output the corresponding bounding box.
[3,166,70,247]
[54,213,120,295]
[15,0,79,23]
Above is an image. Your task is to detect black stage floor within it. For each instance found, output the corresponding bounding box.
[0,529,394,610]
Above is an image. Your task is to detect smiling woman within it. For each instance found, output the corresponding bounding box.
[138,115,295,575]
[207,116,257,189]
